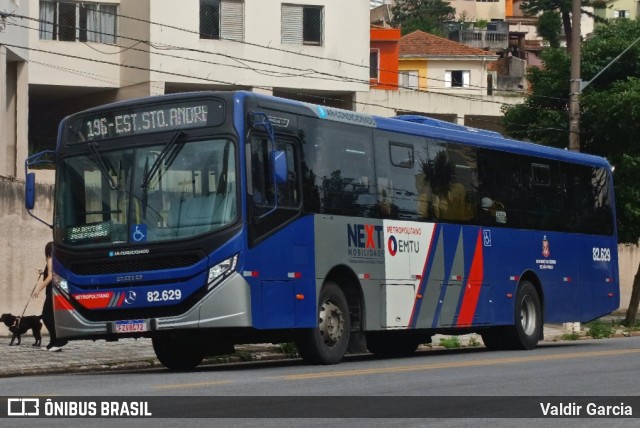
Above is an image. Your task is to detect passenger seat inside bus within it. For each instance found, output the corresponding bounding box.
[167,188,236,237]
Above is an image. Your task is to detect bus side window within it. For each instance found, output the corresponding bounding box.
[249,136,300,211]
[522,158,563,231]
[477,149,523,228]
[424,140,478,224]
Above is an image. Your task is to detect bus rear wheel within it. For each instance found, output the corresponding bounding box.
[482,281,542,351]
[152,334,205,371]
[297,282,351,365]
[366,332,421,356]
[511,281,542,349]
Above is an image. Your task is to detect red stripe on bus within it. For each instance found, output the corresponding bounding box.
[408,225,438,328]
[53,295,74,311]
[456,230,484,326]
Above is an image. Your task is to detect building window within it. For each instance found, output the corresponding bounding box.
[282,4,324,46]
[370,50,379,80]
[200,0,244,41]
[614,10,629,18]
[399,70,419,89]
[445,70,470,88]
[39,1,117,43]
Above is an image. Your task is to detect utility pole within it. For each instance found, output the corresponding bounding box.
[568,0,581,152]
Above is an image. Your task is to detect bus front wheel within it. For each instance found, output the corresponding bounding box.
[152,334,205,371]
[297,282,351,365]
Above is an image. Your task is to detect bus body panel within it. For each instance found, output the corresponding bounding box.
[35,91,619,362]
[243,215,317,329]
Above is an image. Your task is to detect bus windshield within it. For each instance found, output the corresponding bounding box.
[55,138,237,247]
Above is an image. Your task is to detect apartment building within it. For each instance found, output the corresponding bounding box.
[0,0,370,181]
[0,0,29,179]
[593,0,639,21]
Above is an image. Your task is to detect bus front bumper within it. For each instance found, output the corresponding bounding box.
[53,273,252,340]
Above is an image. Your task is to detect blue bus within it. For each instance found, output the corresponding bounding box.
[25,91,619,369]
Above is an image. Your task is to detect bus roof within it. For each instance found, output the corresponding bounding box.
[242,91,611,170]
[60,90,611,170]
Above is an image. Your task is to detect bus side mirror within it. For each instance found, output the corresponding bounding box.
[25,172,36,210]
[271,150,287,184]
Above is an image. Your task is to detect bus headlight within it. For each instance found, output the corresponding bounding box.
[53,272,69,294]
[207,254,238,289]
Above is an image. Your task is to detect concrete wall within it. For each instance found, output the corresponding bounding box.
[3,176,635,319]
[357,89,519,121]
[0,177,54,319]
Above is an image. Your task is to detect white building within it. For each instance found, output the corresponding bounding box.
[0,0,30,179]
[1,0,371,181]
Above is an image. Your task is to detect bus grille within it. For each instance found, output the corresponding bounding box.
[69,254,202,276]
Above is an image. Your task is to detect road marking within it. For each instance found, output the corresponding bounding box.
[153,380,232,390]
[276,348,640,381]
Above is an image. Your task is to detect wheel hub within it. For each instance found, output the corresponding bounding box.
[520,295,536,336]
[319,299,344,346]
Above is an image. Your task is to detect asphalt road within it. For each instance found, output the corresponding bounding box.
[1,336,640,427]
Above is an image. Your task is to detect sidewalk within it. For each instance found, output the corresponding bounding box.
[0,324,582,378]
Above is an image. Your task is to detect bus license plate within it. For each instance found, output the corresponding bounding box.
[115,320,147,333]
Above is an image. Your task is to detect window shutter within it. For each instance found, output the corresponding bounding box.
[221,0,244,41]
[282,4,303,44]
[408,71,418,89]
[462,71,470,87]
[444,71,452,87]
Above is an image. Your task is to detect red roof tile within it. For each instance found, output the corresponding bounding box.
[399,30,493,57]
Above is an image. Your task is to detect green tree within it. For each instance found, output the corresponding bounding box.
[520,0,605,51]
[391,0,456,37]
[537,10,563,48]
[501,19,640,323]
[521,0,574,49]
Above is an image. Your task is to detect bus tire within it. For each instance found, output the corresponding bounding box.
[152,334,205,371]
[511,281,542,350]
[482,282,542,351]
[297,282,351,365]
[480,327,508,350]
[366,332,420,356]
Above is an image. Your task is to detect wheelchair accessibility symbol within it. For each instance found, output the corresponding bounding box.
[483,230,492,247]
[131,224,147,242]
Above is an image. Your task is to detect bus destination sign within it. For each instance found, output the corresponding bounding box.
[65,100,224,143]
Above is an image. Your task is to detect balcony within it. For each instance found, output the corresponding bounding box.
[447,21,510,52]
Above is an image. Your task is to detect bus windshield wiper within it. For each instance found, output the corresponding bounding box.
[88,142,119,190]
[141,131,185,189]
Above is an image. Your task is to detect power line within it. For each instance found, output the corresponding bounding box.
[3,12,570,134]
[5,11,549,104]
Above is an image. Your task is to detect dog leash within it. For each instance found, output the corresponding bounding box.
[17,269,43,328]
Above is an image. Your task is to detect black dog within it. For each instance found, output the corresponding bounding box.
[0,313,43,346]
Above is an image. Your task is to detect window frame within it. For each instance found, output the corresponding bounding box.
[445,70,471,88]
[370,49,380,81]
[38,0,117,43]
[199,0,244,41]
[281,4,324,46]
[399,70,419,89]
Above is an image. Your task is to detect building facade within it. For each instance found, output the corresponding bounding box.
[2,0,371,182]
[0,0,29,179]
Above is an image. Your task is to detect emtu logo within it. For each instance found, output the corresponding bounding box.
[388,236,398,256]
[387,235,420,257]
